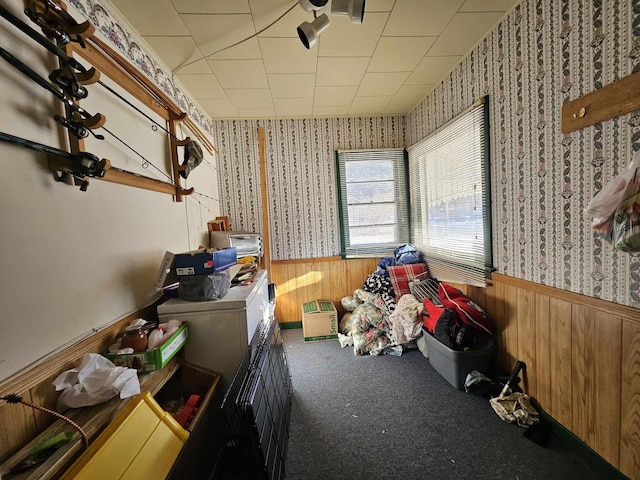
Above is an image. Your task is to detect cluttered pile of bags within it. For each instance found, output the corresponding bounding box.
[587,152,640,251]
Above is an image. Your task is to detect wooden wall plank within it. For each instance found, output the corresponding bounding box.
[620,320,640,479]
[592,311,622,467]
[516,288,536,396]
[571,304,596,448]
[572,306,622,466]
[0,394,39,462]
[535,293,551,409]
[272,258,378,323]
[548,297,572,427]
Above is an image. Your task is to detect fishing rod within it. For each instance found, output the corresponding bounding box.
[0,131,108,191]
[24,0,93,48]
[0,4,183,141]
[0,46,194,194]
[0,130,194,195]
[0,44,105,136]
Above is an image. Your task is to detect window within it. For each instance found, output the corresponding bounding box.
[336,149,409,258]
[408,97,493,286]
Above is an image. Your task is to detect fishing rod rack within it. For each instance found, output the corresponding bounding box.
[4,0,217,200]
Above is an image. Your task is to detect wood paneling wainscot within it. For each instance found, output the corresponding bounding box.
[473,274,639,479]
[271,259,640,479]
[270,257,379,322]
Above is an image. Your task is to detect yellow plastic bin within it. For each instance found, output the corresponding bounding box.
[61,391,189,480]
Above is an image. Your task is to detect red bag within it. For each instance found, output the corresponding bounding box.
[422,298,445,334]
[438,283,494,335]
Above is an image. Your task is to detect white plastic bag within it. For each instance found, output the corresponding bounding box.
[586,153,640,227]
[53,353,140,411]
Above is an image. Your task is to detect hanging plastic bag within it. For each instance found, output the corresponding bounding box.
[610,192,640,252]
[586,153,640,228]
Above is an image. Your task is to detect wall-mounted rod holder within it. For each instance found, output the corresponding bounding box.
[562,70,640,133]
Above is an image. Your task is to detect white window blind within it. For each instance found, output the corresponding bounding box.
[336,149,409,258]
[408,98,493,286]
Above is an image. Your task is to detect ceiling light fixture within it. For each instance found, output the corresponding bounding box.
[298,0,329,11]
[297,13,330,49]
[331,0,365,24]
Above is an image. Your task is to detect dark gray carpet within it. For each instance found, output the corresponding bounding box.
[282,328,606,480]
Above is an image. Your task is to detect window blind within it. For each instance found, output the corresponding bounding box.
[408,98,492,286]
[336,148,409,258]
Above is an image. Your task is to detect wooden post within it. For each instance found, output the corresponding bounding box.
[258,127,272,278]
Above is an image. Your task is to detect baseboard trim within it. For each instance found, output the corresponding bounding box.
[278,321,302,329]
[540,410,628,480]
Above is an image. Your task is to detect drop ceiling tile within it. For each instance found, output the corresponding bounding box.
[316,57,369,86]
[226,89,274,109]
[319,13,388,57]
[313,105,350,116]
[348,96,394,115]
[207,59,269,88]
[314,86,358,106]
[383,103,414,115]
[207,38,262,61]
[142,36,204,72]
[460,0,518,12]
[367,37,436,72]
[180,13,255,57]
[259,38,318,73]
[389,84,432,106]
[274,97,313,117]
[199,98,239,118]
[366,0,396,11]
[383,0,465,36]
[170,0,250,13]
[428,12,504,56]
[268,74,316,98]
[252,1,309,36]
[176,74,227,98]
[236,108,277,117]
[357,72,410,96]
[109,0,189,35]
[405,56,461,84]
[173,59,214,75]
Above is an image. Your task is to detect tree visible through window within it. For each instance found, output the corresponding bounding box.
[336,149,409,258]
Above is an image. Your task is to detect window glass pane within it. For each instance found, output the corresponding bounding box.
[336,149,408,258]
[345,160,393,182]
[348,203,396,226]
[349,225,397,245]
[408,98,491,286]
[346,181,394,204]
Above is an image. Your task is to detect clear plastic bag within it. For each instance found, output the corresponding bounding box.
[586,153,640,227]
[611,192,640,252]
[178,271,231,301]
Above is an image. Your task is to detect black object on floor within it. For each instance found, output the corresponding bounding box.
[214,316,292,480]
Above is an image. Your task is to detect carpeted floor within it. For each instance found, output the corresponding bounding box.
[282,328,606,480]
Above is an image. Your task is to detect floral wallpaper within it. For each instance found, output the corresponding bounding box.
[67,0,640,307]
[210,117,405,260]
[407,0,640,306]
[67,0,214,137]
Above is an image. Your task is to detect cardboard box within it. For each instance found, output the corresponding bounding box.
[105,324,188,372]
[174,248,237,275]
[153,251,179,288]
[301,300,338,342]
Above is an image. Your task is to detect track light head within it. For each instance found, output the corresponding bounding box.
[297,13,330,49]
[298,0,329,12]
[331,0,365,24]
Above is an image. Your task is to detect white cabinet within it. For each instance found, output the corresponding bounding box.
[157,270,269,390]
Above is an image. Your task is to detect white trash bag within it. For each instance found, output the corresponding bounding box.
[53,353,140,411]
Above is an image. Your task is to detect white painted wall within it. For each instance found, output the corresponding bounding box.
[0,0,219,382]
